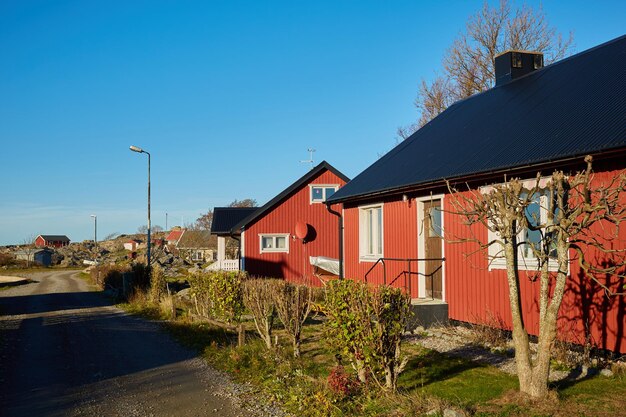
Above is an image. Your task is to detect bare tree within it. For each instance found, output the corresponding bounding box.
[20,234,38,267]
[448,156,626,398]
[193,198,258,232]
[102,232,119,241]
[229,198,257,208]
[137,224,162,234]
[408,0,573,129]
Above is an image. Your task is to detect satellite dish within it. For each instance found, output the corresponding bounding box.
[295,222,308,240]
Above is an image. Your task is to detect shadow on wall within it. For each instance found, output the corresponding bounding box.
[560,257,625,354]
[245,257,321,286]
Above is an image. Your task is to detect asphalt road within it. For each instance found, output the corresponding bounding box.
[0,270,276,417]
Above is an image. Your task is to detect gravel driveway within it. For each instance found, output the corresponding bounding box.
[0,270,283,417]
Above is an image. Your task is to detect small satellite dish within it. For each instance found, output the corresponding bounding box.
[295,222,308,240]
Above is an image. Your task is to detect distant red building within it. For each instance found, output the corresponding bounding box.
[35,235,70,248]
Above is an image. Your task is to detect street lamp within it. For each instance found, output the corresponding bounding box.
[90,214,97,258]
[129,145,151,271]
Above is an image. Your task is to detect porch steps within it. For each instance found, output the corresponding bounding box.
[408,298,448,330]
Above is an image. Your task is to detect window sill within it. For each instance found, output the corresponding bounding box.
[359,256,383,263]
[488,258,562,272]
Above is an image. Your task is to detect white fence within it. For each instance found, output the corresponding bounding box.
[206,259,240,271]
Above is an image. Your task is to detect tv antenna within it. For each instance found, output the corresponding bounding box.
[300,148,316,170]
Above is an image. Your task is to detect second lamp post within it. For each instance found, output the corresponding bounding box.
[130,145,151,271]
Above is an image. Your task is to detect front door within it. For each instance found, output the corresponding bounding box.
[423,199,443,299]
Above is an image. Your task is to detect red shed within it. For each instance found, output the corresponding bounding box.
[232,161,349,285]
[327,37,626,353]
[35,235,70,248]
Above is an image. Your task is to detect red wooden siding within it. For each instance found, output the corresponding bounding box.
[343,169,626,353]
[344,199,419,296]
[243,169,346,285]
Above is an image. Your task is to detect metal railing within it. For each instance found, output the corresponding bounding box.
[364,257,445,296]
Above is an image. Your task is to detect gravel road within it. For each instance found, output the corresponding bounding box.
[0,270,283,417]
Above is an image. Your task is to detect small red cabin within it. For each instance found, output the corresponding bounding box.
[35,235,70,248]
[231,161,349,285]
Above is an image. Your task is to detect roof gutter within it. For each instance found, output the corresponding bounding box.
[329,149,626,205]
[325,202,344,280]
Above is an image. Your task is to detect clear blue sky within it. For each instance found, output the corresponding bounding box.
[1,0,624,245]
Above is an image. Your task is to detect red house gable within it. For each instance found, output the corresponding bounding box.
[236,161,349,284]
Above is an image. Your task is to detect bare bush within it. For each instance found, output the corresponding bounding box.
[273,281,313,358]
[242,278,280,350]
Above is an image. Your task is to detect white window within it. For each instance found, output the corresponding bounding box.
[259,234,290,253]
[359,204,383,261]
[486,183,560,271]
[310,185,339,203]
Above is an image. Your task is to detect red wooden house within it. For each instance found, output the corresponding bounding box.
[35,235,70,248]
[230,161,349,284]
[327,36,626,353]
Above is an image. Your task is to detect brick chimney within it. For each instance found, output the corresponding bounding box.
[494,50,544,86]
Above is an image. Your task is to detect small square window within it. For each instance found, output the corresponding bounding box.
[512,52,523,68]
[312,187,324,201]
[310,185,339,203]
[260,234,289,253]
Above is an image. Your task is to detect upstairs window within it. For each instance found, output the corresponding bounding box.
[310,185,339,203]
[260,234,289,253]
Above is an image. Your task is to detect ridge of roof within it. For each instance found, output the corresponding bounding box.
[328,34,626,203]
[230,161,350,234]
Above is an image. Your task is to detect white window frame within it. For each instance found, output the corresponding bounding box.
[309,184,339,204]
[483,179,562,272]
[416,195,446,300]
[359,203,384,262]
[259,233,290,254]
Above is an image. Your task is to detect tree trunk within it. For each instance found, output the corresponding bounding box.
[356,359,367,383]
[238,323,245,348]
[504,240,534,393]
[293,337,301,358]
[263,321,273,350]
[385,366,394,390]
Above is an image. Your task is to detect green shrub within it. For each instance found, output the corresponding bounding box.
[149,264,167,303]
[91,264,126,290]
[324,280,411,391]
[188,270,246,323]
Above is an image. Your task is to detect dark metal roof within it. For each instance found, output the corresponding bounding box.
[329,35,626,203]
[211,207,259,235]
[231,161,350,233]
[38,235,70,242]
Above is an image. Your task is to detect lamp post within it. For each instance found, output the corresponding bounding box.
[130,145,151,272]
[90,214,97,258]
